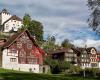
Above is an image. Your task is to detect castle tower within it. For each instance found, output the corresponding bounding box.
[0,9,12,25]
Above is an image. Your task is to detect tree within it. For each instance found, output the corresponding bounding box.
[44,57,71,74]
[23,14,31,28]
[59,61,70,72]
[20,14,44,41]
[28,20,44,41]
[61,39,74,48]
[69,65,81,74]
[88,0,100,33]
[41,36,60,53]
[44,57,61,74]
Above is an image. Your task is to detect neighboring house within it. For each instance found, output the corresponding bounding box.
[96,52,100,68]
[0,9,23,32]
[72,47,98,69]
[0,30,45,73]
[51,48,77,64]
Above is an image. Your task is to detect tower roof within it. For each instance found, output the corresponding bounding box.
[1,9,10,14]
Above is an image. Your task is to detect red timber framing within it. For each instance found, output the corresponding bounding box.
[2,30,45,65]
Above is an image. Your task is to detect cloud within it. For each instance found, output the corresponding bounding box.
[72,39,100,50]
[0,0,100,48]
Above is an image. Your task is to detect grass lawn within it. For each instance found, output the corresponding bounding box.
[0,68,99,80]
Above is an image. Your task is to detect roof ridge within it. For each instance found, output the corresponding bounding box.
[2,15,22,25]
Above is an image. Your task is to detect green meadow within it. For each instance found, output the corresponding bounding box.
[0,68,99,80]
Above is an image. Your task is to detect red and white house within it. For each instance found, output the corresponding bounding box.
[0,30,45,73]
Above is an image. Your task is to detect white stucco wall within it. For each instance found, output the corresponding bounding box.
[3,19,22,32]
[98,62,100,68]
[1,13,11,25]
[2,49,40,73]
[0,13,22,32]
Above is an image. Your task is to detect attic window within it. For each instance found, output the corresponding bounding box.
[27,42,32,49]
[91,49,96,54]
[20,35,28,43]
[17,42,22,48]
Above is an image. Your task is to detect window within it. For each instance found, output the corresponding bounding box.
[5,24,9,29]
[20,35,28,43]
[7,48,17,56]
[10,58,16,62]
[19,58,26,64]
[17,42,22,48]
[27,58,37,64]
[91,63,97,67]
[81,59,84,62]
[84,55,86,57]
[11,48,17,53]
[19,49,26,57]
[27,42,32,49]
[91,49,96,54]
[14,20,16,22]
[13,24,15,26]
[19,49,26,64]
[81,55,83,57]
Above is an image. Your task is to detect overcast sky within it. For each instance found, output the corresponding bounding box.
[1,0,100,49]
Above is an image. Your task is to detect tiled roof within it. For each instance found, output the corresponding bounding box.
[10,15,22,21]
[2,30,38,49]
[86,47,96,53]
[51,48,71,54]
[2,15,22,25]
[72,47,96,54]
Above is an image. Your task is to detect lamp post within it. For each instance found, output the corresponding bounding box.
[83,66,86,77]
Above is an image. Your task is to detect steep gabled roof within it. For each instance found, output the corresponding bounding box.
[86,47,96,53]
[2,15,22,25]
[51,48,72,54]
[10,15,22,21]
[2,30,38,49]
[72,47,96,55]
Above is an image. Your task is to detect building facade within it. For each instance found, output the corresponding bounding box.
[72,47,98,69]
[51,48,77,65]
[0,30,45,73]
[0,9,22,32]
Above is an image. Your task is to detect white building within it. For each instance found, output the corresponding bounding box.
[0,9,23,32]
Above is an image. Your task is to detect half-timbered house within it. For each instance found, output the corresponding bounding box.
[0,30,45,73]
[72,47,98,69]
[51,48,77,64]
